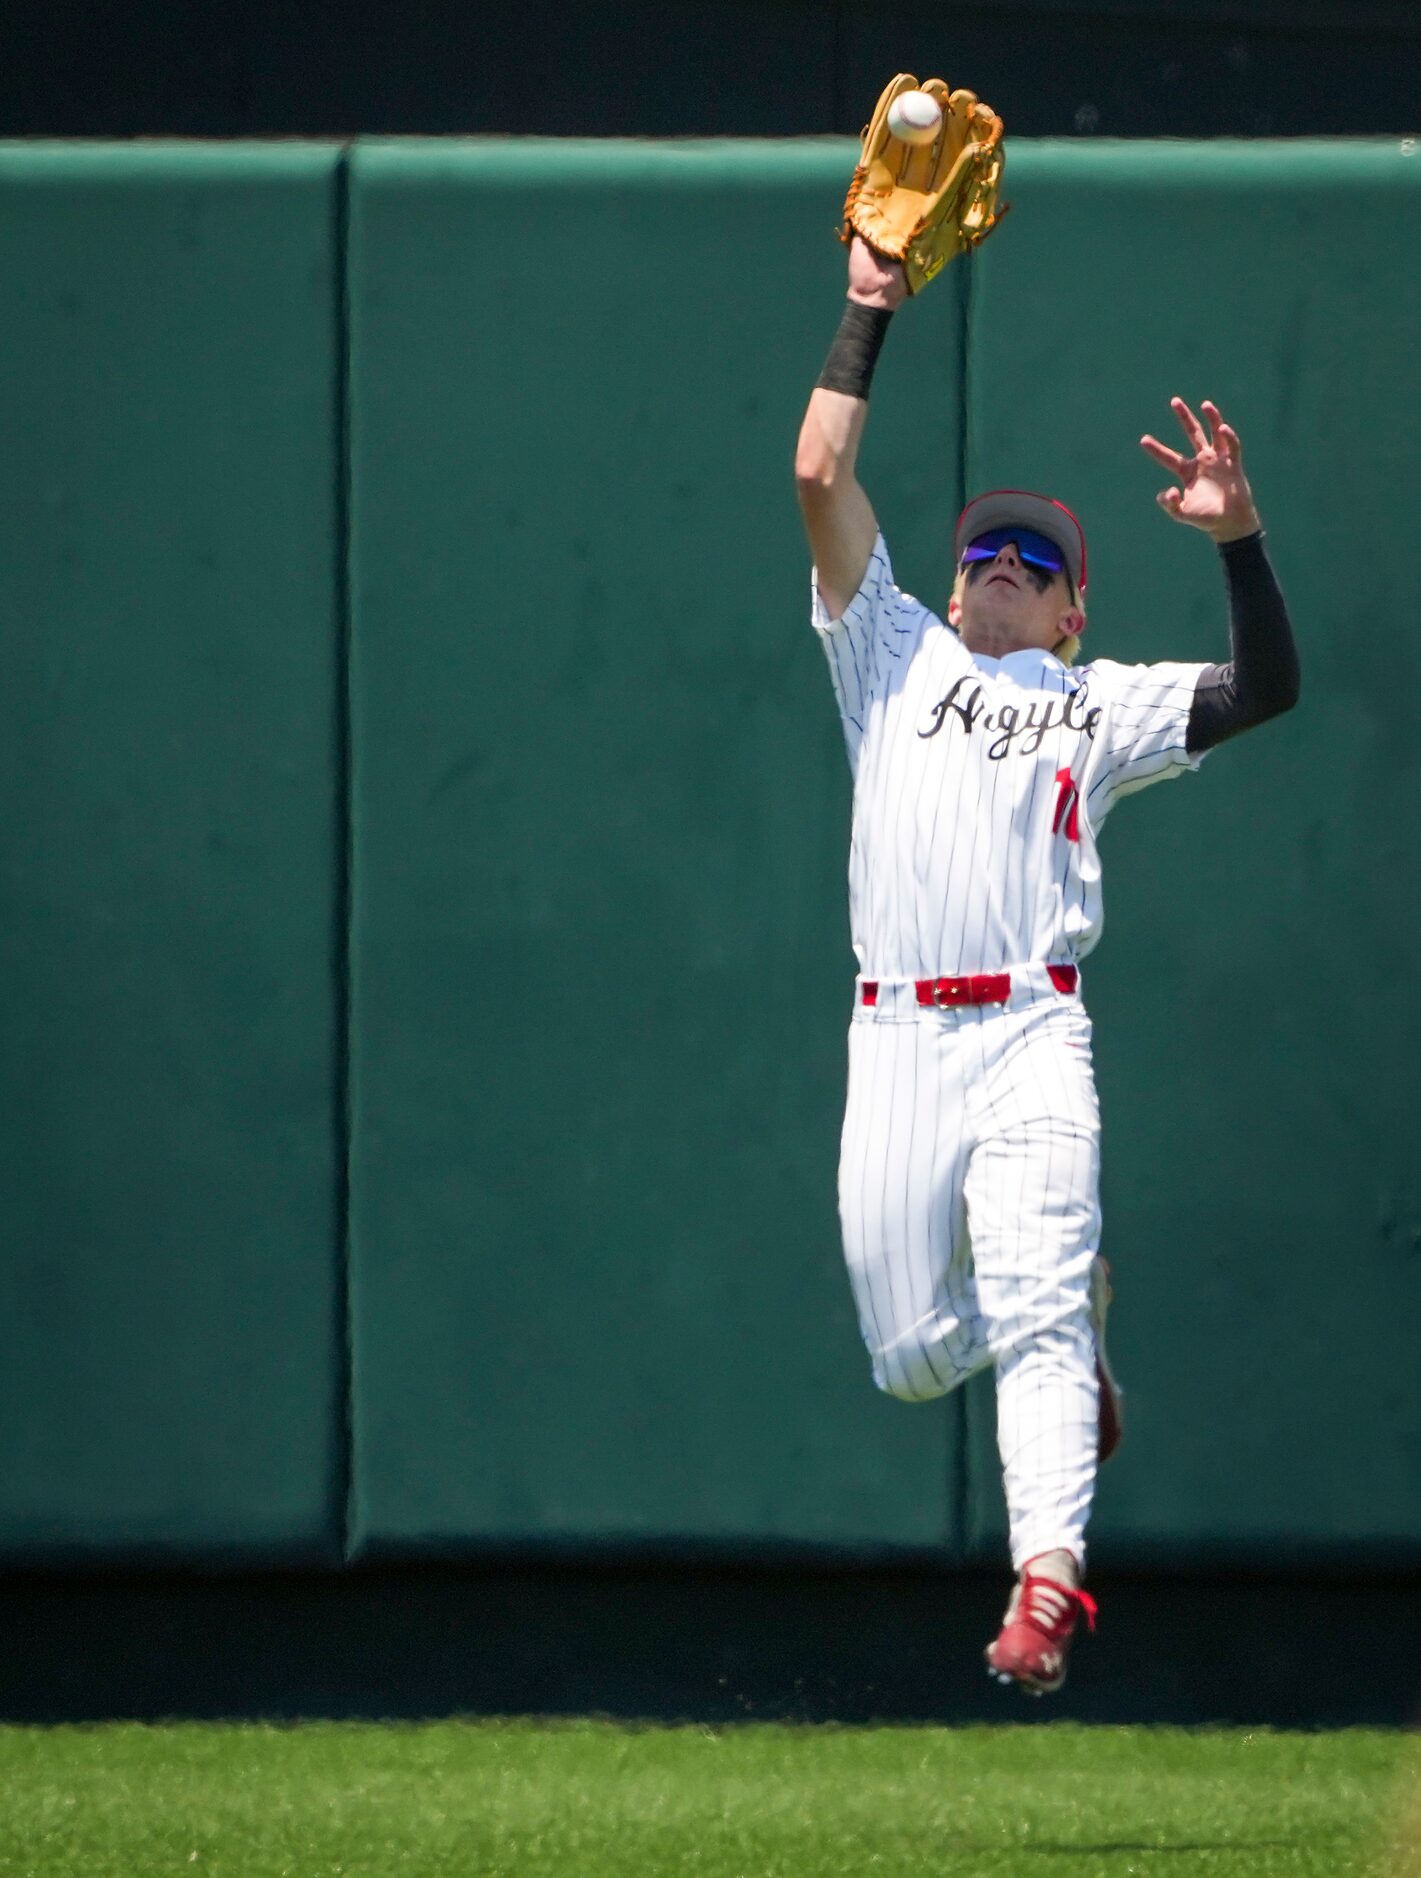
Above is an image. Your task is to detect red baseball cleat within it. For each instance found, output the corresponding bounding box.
[986,1567,1098,1696]
[1091,1255,1125,1464]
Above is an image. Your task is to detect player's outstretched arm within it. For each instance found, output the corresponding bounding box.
[795,237,907,621]
[1140,397,1300,751]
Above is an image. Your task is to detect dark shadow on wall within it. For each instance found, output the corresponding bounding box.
[0,0,1417,138]
[2,1560,1418,1729]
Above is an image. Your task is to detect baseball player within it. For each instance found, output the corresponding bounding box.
[796,82,1300,1694]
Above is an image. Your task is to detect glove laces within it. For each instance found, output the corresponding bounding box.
[838,169,866,243]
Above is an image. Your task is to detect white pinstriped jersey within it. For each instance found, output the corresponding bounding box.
[813,534,1209,979]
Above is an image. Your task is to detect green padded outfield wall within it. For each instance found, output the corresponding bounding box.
[0,147,345,1562]
[959,142,1421,1565]
[349,137,1421,1569]
[345,141,969,1557]
[2,139,1416,1576]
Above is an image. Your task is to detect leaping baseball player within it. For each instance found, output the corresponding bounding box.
[795,77,1299,1693]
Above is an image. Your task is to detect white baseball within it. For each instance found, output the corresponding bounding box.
[886,90,943,146]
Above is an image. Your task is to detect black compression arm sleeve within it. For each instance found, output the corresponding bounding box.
[1185,532,1301,755]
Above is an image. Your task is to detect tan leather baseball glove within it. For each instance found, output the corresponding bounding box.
[841,73,1006,292]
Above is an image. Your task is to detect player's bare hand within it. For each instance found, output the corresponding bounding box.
[847,234,908,310]
[1139,398,1261,542]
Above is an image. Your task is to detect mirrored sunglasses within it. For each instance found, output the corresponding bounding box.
[960,527,1068,577]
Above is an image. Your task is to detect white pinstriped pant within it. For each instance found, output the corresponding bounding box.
[838,975,1101,1570]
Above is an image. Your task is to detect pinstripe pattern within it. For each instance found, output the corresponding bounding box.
[814,536,1209,1572]
[838,996,1102,1565]
[812,536,1209,979]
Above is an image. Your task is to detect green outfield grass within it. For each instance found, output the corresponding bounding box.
[0,1719,1415,1877]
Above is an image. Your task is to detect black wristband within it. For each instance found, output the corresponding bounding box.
[816,300,894,400]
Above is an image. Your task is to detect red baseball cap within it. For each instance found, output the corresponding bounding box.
[955,489,1088,594]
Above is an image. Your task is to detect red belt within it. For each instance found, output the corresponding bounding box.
[861,965,1077,1008]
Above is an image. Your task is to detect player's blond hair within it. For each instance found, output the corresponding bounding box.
[950,565,1085,667]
